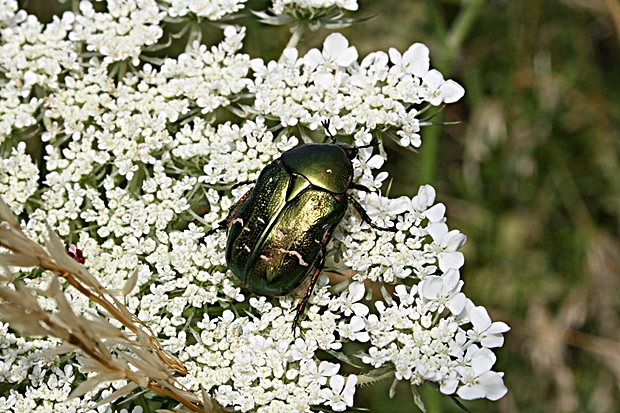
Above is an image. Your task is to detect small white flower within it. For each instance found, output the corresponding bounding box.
[426,223,467,271]
[420,70,465,105]
[352,147,384,178]
[457,370,508,401]
[304,33,358,71]
[289,337,318,361]
[338,315,369,342]
[362,193,409,228]
[418,269,466,315]
[389,43,430,78]
[299,360,339,386]
[333,281,369,317]
[362,346,388,368]
[320,374,358,412]
[467,306,510,348]
[456,347,507,401]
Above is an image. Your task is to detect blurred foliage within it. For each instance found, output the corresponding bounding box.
[16,0,620,412]
[349,1,620,412]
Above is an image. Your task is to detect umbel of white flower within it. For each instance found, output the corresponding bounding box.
[0,0,508,412]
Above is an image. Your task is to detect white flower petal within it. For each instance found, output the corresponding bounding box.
[427,222,448,243]
[349,281,366,301]
[425,203,445,222]
[367,154,385,169]
[447,292,466,315]
[388,196,410,215]
[303,48,323,70]
[480,333,505,349]
[479,371,508,401]
[419,276,443,300]
[318,361,340,376]
[470,306,492,332]
[403,43,430,77]
[388,47,402,65]
[422,69,444,89]
[440,79,465,103]
[439,251,464,271]
[457,382,486,400]
[487,321,511,335]
[330,375,345,394]
[440,378,459,395]
[442,230,467,251]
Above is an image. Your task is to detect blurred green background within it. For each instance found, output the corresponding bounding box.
[345,1,620,412]
[18,0,620,411]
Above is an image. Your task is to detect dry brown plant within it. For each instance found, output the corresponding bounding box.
[0,197,220,412]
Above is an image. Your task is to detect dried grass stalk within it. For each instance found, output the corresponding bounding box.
[0,197,218,413]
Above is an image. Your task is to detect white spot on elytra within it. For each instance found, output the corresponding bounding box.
[278,248,309,266]
[327,169,332,173]
[232,218,244,226]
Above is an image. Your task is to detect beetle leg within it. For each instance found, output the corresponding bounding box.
[292,248,326,333]
[231,179,257,191]
[348,195,398,233]
[355,138,380,150]
[205,188,253,236]
[350,183,375,193]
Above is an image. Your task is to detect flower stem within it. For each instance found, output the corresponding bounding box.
[186,21,202,53]
[281,22,306,60]
[419,124,440,185]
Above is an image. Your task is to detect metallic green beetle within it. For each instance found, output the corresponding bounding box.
[217,121,396,327]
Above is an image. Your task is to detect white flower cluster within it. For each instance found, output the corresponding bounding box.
[172,293,360,412]
[250,33,465,147]
[165,0,248,20]
[337,185,462,284]
[0,142,38,215]
[0,5,78,137]
[70,0,165,64]
[364,284,509,401]
[271,0,358,15]
[0,322,99,412]
[0,1,509,412]
[0,0,18,21]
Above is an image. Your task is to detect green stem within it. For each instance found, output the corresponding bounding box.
[280,22,306,61]
[420,0,486,184]
[443,0,486,70]
[186,21,202,53]
[419,122,441,185]
[422,0,448,45]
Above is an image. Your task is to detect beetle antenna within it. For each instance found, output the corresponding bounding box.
[321,119,337,143]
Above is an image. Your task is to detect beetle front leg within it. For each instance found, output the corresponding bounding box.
[350,183,375,193]
[348,195,398,233]
[205,188,253,236]
[231,179,257,191]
